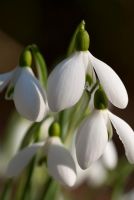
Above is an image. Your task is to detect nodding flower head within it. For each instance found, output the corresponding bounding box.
[75,89,133,169]
[47,25,128,112]
[6,136,77,187]
[0,50,48,122]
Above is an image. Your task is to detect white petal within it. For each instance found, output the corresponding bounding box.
[76,110,108,169]
[88,52,128,109]
[47,52,86,112]
[70,135,87,188]
[13,67,48,122]
[108,111,134,163]
[86,161,107,187]
[6,142,44,177]
[0,70,15,92]
[102,110,113,139]
[47,137,76,187]
[102,141,118,169]
[5,67,23,100]
[81,51,90,71]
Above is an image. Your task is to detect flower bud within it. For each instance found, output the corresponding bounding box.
[49,122,61,137]
[94,87,108,110]
[19,49,32,67]
[75,20,90,51]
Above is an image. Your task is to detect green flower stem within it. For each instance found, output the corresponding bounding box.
[19,120,42,200]
[89,81,99,95]
[20,122,42,149]
[41,178,59,200]
[59,110,70,141]
[40,177,53,200]
[20,157,36,200]
[30,45,48,87]
[0,179,12,200]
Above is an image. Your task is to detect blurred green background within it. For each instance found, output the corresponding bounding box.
[0,0,134,199]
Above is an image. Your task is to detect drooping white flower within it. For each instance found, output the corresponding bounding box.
[47,50,128,112]
[75,109,134,169]
[6,137,76,187]
[0,66,48,121]
[47,51,89,112]
[75,110,108,169]
[71,138,118,187]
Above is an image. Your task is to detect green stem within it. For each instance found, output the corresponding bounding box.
[89,81,99,95]
[20,116,48,149]
[20,123,41,148]
[30,44,48,87]
[0,179,12,200]
[40,177,53,200]
[20,157,36,200]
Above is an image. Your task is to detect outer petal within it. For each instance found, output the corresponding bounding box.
[76,110,108,169]
[0,70,15,92]
[102,141,118,169]
[13,67,48,122]
[6,142,44,177]
[47,137,76,187]
[71,136,106,188]
[47,52,86,112]
[88,52,128,109]
[108,111,134,163]
[86,161,107,187]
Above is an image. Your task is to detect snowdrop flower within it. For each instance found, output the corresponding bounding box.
[76,88,134,169]
[0,50,48,122]
[47,51,89,112]
[47,22,128,112]
[6,136,76,187]
[71,139,117,187]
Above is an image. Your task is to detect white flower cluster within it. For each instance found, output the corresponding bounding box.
[1,23,133,188]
